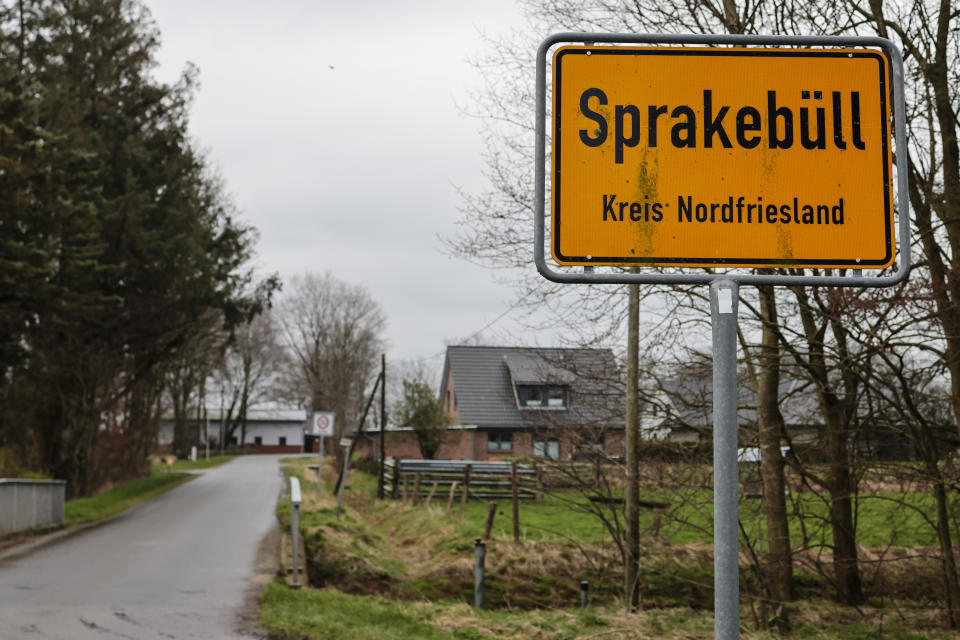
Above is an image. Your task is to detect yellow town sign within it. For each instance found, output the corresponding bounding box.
[551,46,894,268]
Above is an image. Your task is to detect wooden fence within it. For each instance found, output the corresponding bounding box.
[381,458,670,542]
[382,458,545,503]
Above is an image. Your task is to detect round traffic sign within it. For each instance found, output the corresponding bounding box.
[312,412,334,436]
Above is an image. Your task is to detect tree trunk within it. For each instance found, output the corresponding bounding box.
[172,388,188,459]
[756,284,793,615]
[825,401,863,606]
[933,479,960,627]
[624,282,641,611]
[722,1,792,618]
[793,287,864,606]
[238,387,249,447]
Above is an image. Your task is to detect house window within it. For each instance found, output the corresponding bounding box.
[487,431,513,452]
[516,385,567,408]
[279,436,287,446]
[533,438,560,460]
[587,434,605,453]
[254,436,263,446]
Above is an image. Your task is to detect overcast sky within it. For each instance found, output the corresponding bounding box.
[147,0,543,368]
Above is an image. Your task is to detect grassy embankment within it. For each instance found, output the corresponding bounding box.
[148,454,236,474]
[65,455,236,527]
[64,473,193,527]
[260,456,958,640]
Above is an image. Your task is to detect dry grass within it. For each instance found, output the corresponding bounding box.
[270,457,960,639]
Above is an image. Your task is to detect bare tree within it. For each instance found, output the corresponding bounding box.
[738,283,793,625]
[868,356,960,626]
[449,0,960,626]
[213,310,283,447]
[277,272,386,469]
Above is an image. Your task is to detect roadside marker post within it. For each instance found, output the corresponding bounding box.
[290,477,302,588]
[535,32,910,639]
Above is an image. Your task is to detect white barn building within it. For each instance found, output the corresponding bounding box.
[159,407,308,454]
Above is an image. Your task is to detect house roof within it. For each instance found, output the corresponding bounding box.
[440,345,623,430]
[659,363,824,434]
[503,352,576,385]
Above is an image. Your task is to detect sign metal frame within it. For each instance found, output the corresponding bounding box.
[535,32,910,287]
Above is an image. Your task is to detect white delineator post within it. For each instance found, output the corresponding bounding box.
[290,477,302,588]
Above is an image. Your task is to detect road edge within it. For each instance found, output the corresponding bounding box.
[0,473,198,564]
[237,522,283,639]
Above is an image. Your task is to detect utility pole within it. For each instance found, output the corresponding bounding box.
[378,354,387,499]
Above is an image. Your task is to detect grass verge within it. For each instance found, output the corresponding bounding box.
[260,582,459,640]
[261,457,960,639]
[149,454,235,473]
[64,472,194,527]
[260,581,951,640]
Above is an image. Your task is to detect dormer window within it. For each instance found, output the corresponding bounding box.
[516,385,567,409]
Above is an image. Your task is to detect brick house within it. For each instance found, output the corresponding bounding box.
[367,346,625,461]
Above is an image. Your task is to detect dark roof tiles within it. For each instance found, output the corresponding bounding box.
[442,346,622,430]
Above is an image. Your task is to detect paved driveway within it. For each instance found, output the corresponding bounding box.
[0,455,285,639]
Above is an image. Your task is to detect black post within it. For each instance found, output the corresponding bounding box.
[580,580,589,608]
[334,371,381,496]
[511,461,520,543]
[391,457,400,498]
[474,539,486,609]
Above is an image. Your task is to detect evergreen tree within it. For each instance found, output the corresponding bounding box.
[0,0,276,494]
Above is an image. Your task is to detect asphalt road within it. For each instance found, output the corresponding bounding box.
[0,455,285,640]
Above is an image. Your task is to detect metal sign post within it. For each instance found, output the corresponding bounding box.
[711,280,740,638]
[535,32,911,640]
[316,435,324,497]
[310,412,335,498]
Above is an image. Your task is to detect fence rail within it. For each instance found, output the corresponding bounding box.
[0,478,66,535]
